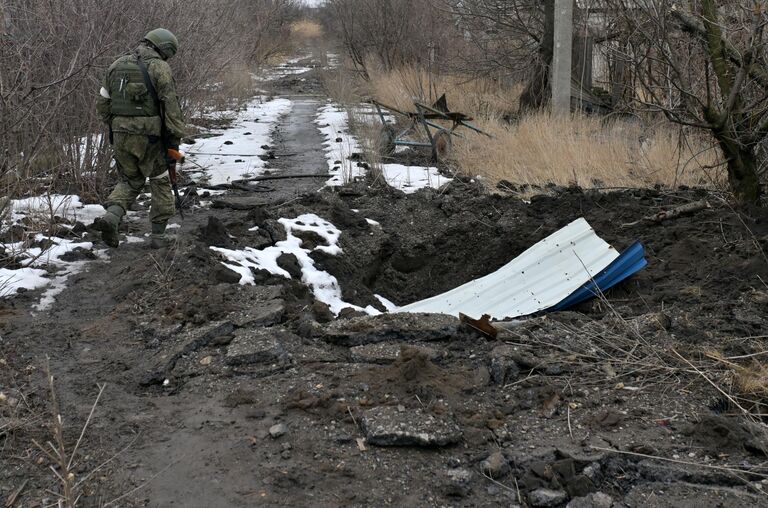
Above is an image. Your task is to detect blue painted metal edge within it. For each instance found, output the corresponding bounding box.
[551,241,648,311]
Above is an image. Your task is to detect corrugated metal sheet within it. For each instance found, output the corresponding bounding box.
[397,218,620,319]
[551,241,647,311]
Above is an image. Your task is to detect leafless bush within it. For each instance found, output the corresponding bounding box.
[0,0,298,203]
[325,0,464,77]
[440,0,555,110]
[587,0,768,202]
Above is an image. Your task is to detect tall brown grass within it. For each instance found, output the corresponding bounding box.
[359,66,724,191]
[366,65,520,119]
[290,19,323,39]
[457,115,723,190]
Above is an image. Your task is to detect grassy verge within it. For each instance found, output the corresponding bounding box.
[327,63,724,193]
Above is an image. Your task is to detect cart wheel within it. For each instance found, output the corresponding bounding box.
[379,125,396,156]
[433,129,452,161]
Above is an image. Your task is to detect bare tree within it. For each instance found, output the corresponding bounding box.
[441,0,556,110]
[606,0,768,202]
[326,0,460,76]
[1,0,298,201]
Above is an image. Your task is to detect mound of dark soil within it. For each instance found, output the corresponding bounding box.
[268,182,768,339]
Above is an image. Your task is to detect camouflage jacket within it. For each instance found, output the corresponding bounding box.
[96,43,185,147]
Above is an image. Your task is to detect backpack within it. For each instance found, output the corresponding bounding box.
[108,54,160,117]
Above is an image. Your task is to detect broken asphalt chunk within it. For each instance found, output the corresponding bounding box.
[441,468,473,497]
[227,299,285,327]
[322,313,460,346]
[489,345,522,385]
[528,488,568,507]
[211,196,269,211]
[350,343,439,364]
[361,406,462,447]
[269,423,287,438]
[225,328,295,366]
[566,492,613,508]
[165,321,235,370]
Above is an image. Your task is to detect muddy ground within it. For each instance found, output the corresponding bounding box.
[3,63,768,507]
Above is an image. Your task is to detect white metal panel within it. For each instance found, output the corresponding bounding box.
[397,218,619,319]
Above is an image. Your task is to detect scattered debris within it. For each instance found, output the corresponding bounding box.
[621,199,711,228]
[321,313,459,346]
[269,423,288,438]
[442,468,473,497]
[459,313,498,339]
[566,492,613,508]
[528,488,569,507]
[350,343,439,364]
[489,345,523,385]
[225,328,294,366]
[480,451,510,479]
[369,94,491,162]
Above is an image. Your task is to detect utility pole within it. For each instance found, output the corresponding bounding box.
[551,0,573,115]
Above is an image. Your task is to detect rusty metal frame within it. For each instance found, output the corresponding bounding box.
[369,97,492,162]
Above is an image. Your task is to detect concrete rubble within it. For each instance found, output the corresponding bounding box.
[350,342,439,364]
[361,406,462,447]
[226,328,294,366]
[321,312,460,346]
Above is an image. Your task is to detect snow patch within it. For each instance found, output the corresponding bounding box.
[211,214,379,316]
[2,194,107,308]
[182,97,292,186]
[375,294,399,312]
[380,164,450,194]
[0,267,50,297]
[315,104,365,187]
[315,103,451,192]
[1,234,103,309]
[8,194,104,225]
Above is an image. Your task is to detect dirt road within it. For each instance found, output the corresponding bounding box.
[3,62,768,507]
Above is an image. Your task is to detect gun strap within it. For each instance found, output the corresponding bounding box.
[135,53,165,120]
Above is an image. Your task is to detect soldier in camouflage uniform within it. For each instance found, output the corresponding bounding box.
[95,28,185,248]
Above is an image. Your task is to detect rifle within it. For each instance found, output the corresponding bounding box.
[166,148,186,218]
[136,53,185,218]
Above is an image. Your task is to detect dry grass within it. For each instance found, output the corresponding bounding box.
[321,65,363,107]
[290,19,323,39]
[207,63,260,111]
[456,115,723,190]
[366,65,520,119]
[360,66,725,191]
[707,349,768,411]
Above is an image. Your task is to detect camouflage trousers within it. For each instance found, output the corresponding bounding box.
[105,133,175,225]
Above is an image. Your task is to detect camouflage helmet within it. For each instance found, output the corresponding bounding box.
[144,28,179,59]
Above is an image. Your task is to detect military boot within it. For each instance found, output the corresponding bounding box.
[94,205,124,248]
[150,222,176,249]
